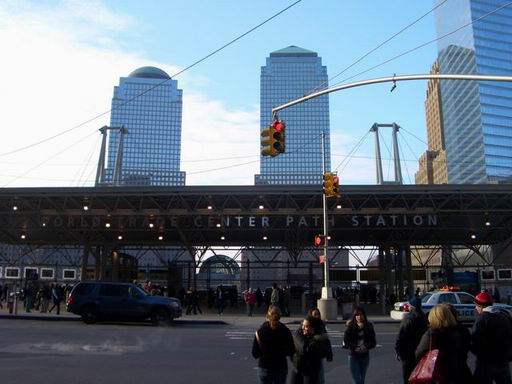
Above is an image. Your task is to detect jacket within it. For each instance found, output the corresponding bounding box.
[343,321,376,356]
[290,329,333,380]
[471,306,512,364]
[415,327,460,384]
[252,321,295,369]
[395,310,428,363]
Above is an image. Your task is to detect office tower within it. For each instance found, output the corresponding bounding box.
[416,61,448,184]
[434,0,512,183]
[104,66,185,186]
[255,46,330,185]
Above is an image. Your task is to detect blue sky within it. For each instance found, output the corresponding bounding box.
[0,0,443,187]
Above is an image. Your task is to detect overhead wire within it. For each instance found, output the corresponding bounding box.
[0,0,303,160]
[330,0,512,88]
[308,0,449,95]
[2,131,98,187]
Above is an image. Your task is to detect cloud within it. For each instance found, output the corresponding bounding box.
[0,1,260,187]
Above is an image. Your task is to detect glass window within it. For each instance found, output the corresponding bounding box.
[99,284,130,297]
[457,293,475,305]
[438,293,457,304]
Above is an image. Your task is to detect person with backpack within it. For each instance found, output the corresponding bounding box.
[470,291,512,384]
[395,296,428,384]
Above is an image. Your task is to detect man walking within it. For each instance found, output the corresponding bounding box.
[395,296,428,383]
[471,291,512,384]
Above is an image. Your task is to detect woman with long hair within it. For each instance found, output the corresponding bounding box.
[343,307,376,384]
[415,304,461,384]
[289,315,332,384]
[252,306,295,384]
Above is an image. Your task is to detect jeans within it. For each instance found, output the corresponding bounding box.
[349,353,370,384]
[257,367,288,384]
[474,360,512,384]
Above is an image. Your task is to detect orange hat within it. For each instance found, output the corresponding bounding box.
[474,291,493,307]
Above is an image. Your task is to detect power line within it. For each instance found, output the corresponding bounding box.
[0,0,303,160]
[308,0,448,95]
[331,0,512,88]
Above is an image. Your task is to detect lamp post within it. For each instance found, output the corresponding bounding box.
[317,131,338,321]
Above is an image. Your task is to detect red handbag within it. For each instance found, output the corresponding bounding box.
[409,334,443,384]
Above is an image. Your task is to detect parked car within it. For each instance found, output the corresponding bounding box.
[67,281,182,325]
[390,289,512,322]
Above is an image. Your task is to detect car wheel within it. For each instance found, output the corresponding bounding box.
[151,307,169,326]
[81,305,99,324]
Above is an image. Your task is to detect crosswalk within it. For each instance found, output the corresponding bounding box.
[225,328,383,348]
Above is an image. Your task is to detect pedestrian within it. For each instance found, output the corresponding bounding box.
[306,308,332,384]
[271,283,280,311]
[281,286,291,317]
[216,285,225,315]
[40,284,51,313]
[252,306,295,384]
[441,303,474,384]
[289,315,332,384]
[244,288,257,316]
[415,304,461,384]
[394,296,428,383]
[186,288,202,315]
[256,287,264,308]
[470,290,512,384]
[343,307,376,384]
[48,283,63,315]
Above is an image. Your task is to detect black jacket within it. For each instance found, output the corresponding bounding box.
[455,323,474,384]
[415,327,460,384]
[471,306,512,364]
[252,321,295,369]
[395,310,428,363]
[343,321,376,356]
[290,329,332,381]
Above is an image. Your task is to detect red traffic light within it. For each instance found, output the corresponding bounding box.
[314,235,325,247]
[272,120,285,133]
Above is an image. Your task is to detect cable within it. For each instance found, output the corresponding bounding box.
[73,134,102,186]
[330,0,512,88]
[2,131,98,187]
[397,137,412,184]
[0,0,303,160]
[378,130,393,180]
[400,126,428,146]
[308,0,448,95]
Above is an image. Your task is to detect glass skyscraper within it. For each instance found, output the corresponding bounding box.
[434,0,512,183]
[104,66,185,186]
[255,46,330,185]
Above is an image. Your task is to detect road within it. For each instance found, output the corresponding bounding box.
[0,318,408,384]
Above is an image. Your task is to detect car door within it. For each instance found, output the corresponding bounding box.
[456,292,476,322]
[98,284,133,318]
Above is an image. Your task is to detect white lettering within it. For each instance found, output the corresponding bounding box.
[298,216,308,227]
[261,216,269,228]
[286,216,294,226]
[413,215,423,225]
[235,216,243,226]
[428,215,438,226]
[352,216,359,226]
[376,215,386,226]
[249,216,255,227]
[390,215,397,225]
[194,216,203,227]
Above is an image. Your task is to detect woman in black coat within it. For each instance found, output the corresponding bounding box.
[289,316,332,384]
[343,307,376,384]
[415,304,461,384]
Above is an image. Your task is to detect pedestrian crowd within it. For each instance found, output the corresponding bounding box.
[252,288,512,384]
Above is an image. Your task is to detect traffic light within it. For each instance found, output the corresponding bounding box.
[323,172,340,198]
[260,120,286,157]
[272,120,285,154]
[261,125,278,157]
[314,234,325,247]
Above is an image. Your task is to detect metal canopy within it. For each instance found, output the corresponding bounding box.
[0,184,511,247]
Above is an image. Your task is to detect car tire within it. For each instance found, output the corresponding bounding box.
[81,305,99,324]
[151,307,170,326]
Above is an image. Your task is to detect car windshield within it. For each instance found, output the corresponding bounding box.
[421,293,433,303]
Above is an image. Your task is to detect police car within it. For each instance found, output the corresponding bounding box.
[390,288,512,322]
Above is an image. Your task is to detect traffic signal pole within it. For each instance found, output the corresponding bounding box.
[318,131,337,321]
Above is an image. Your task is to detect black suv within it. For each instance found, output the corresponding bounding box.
[67,281,182,325]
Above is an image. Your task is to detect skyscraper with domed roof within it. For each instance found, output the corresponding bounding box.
[104,66,186,186]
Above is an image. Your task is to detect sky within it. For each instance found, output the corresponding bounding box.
[0,0,443,188]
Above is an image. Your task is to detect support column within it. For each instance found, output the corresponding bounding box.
[385,247,394,303]
[405,245,414,299]
[94,246,101,280]
[111,250,120,282]
[80,242,90,281]
[378,247,386,315]
[396,246,404,300]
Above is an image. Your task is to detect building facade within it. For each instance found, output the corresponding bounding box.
[255,46,331,185]
[415,61,448,184]
[434,0,512,183]
[104,66,185,186]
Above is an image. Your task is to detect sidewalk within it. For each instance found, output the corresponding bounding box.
[0,302,399,326]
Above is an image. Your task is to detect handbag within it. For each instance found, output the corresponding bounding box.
[408,333,443,384]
